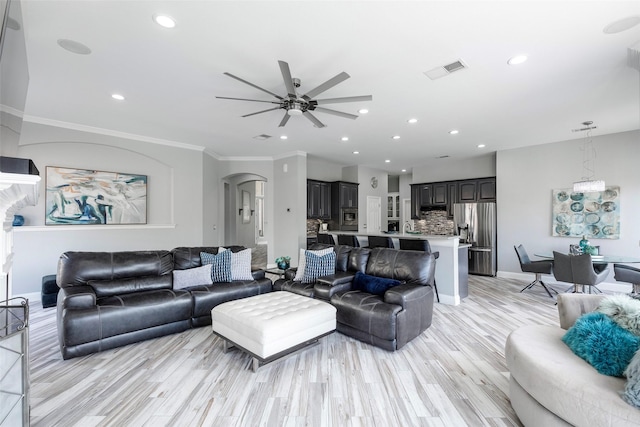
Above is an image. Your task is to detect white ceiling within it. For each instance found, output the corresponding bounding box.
[18,1,640,173]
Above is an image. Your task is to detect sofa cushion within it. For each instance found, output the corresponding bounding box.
[200,251,232,283]
[352,271,401,296]
[562,312,640,377]
[302,251,336,283]
[226,248,254,281]
[88,274,172,298]
[365,248,435,286]
[172,265,213,289]
[294,247,333,281]
[506,325,637,426]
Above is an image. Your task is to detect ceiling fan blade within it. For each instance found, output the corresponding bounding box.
[241,107,281,118]
[303,111,326,128]
[313,107,358,120]
[278,113,291,127]
[278,60,298,99]
[313,95,373,105]
[301,72,350,101]
[216,96,280,104]
[223,72,283,100]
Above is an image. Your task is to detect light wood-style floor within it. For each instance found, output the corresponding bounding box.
[29,276,565,427]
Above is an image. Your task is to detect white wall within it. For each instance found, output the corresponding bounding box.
[12,121,206,296]
[355,165,388,232]
[411,153,496,183]
[274,154,307,267]
[307,156,344,181]
[497,130,640,286]
[202,152,220,244]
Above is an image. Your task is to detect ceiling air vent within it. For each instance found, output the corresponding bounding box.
[424,59,468,80]
[253,134,272,140]
[437,155,450,159]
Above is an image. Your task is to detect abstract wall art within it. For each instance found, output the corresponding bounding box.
[46,166,147,225]
[551,187,620,239]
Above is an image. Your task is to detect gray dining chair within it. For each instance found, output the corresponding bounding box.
[552,251,609,294]
[514,244,556,297]
[613,264,640,295]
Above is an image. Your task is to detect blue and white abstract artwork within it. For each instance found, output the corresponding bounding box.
[552,187,620,239]
[46,167,147,225]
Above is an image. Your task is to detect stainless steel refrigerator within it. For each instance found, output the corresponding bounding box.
[453,202,497,276]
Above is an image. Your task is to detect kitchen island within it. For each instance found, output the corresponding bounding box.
[319,231,469,306]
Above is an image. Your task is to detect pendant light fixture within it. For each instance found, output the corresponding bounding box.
[572,121,605,192]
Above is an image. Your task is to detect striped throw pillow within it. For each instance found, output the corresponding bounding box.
[294,247,334,281]
[302,250,336,284]
[200,251,232,283]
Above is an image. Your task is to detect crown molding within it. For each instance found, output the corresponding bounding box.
[23,115,206,152]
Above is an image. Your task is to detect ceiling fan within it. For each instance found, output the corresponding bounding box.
[216,60,372,128]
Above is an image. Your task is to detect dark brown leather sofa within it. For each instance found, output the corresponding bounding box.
[274,245,436,351]
[56,246,271,359]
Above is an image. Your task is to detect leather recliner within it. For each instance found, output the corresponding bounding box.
[330,248,436,351]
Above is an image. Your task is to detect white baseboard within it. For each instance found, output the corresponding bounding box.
[496,270,629,293]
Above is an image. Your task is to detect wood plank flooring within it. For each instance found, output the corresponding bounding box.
[28,276,566,426]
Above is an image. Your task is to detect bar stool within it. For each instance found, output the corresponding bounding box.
[317,233,335,245]
[337,234,360,247]
[366,236,394,248]
[398,238,439,302]
[613,264,640,296]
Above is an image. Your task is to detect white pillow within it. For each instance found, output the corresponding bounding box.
[229,248,253,280]
[294,247,334,281]
[172,264,213,289]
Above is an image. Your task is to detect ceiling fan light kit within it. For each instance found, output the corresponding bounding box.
[217,60,372,128]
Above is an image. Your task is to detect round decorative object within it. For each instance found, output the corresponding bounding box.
[277,261,290,270]
[370,177,378,188]
[12,215,25,226]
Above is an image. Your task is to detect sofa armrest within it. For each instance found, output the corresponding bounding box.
[384,283,432,310]
[284,268,297,280]
[58,285,97,309]
[557,293,605,330]
[251,269,265,280]
[314,272,355,301]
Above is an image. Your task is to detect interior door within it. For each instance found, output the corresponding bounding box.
[366,196,381,233]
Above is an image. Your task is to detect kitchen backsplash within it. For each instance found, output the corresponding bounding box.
[307,219,325,235]
[413,210,455,235]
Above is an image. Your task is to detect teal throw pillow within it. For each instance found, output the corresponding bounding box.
[302,251,336,284]
[352,271,402,296]
[562,311,640,377]
[200,251,232,283]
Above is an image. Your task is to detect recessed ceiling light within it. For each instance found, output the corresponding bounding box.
[449,130,459,135]
[353,151,359,154]
[603,16,640,34]
[111,94,125,101]
[401,169,407,173]
[392,135,400,140]
[507,55,528,65]
[407,118,418,124]
[477,144,486,148]
[341,136,349,142]
[358,109,369,114]
[57,39,91,55]
[153,14,176,28]
[385,159,391,163]
[280,135,288,140]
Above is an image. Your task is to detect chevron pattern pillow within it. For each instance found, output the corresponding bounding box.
[200,250,232,283]
[302,250,336,284]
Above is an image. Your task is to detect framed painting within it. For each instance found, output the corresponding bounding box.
[551,187,619,239]
[46,166,147,225]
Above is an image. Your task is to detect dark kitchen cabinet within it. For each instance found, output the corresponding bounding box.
[336,182,358,208]
[447,183,458,217]
[457,180,478,202]
[419,184,433,206]
[432,183,447,205]
[307,180,331,219]
[477,178,497,201]
[410,177,496,219]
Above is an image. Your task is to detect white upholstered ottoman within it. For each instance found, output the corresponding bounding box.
[211,291,336,371]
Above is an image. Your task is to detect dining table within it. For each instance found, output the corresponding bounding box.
[534,252,640,264]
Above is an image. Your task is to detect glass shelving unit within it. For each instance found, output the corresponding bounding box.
[0,298,29,427]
